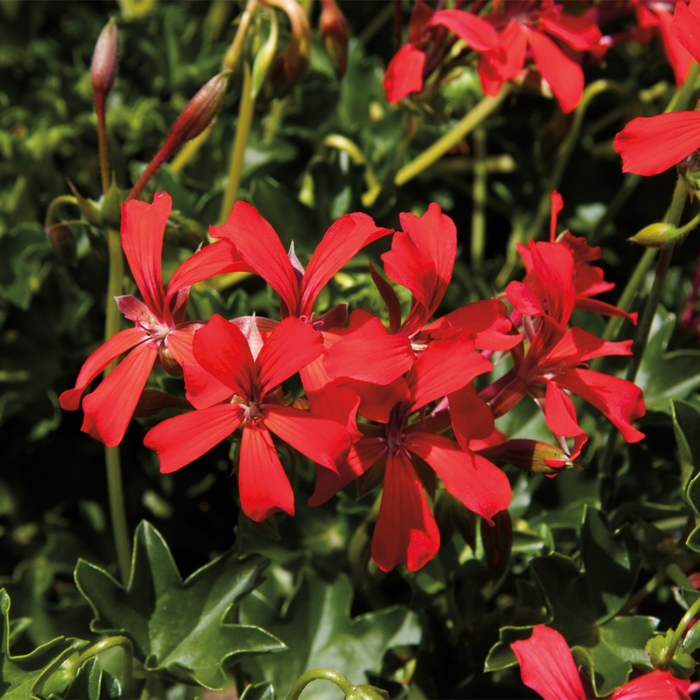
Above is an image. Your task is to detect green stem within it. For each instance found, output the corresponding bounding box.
[286,669,354,700]
[222,0,258,71]
[219,62,255,224]
[394,83,512,187]
[664,597,700,664]
[471,126,487,272]
[95,93,110,195]
[105,227,132,586]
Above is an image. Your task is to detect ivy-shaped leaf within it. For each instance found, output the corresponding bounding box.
[0,588,86,700]
[636,308,700,412]
[74,521,285,690]
[240,568,422,700]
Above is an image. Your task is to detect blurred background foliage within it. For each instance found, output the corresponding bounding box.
[2,0,700,698]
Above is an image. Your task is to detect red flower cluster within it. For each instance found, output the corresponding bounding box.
[61,190,645,573]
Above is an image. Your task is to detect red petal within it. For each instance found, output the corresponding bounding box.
[574,296,638,324]
[610,670,691,700]
[663,3,696,82]
[370,263,402,334]
[256,317,325,396]
[613,112,700,176]
[448,383,494,451]
[550,190,564,242]
[263,404,350,471]
[530,241,576,325]
[301,359,361,434]
[510,625,586,700]
[300,213,391,317]
[59,328,147,411]
[384,203,456,332]
[115,296,160,326]
[371,452,440,572]
[144,404,244,474]
[544,380,585,439]
[546,326,633,365]
[183,361,235,409]
[308,436,386,506]
[428,9,500,52]
[323,310,414,385]
[193,314,256,397]
[539,13,602,51]
[239,425,294,521]
[165,240,249,305]
[406,337,492,412]
[478,19,527,91]
[383,44,426,104]
[81,340,159,446]
[120,192,169,313]
[216,201,299,315]
[347,376,412,423]
[408,433,511,523]
[506,280,547,317]
[556,368,646,443]
[526,28,584,113]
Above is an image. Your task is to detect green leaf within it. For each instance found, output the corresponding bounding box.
[0,588,87,699]
[483,626,535,672]
[75,521,284,690]
[62,656,101,700]
[636,308,700,412]
[671,400,700,490]
[240,569,421,700]
[240,681,276,699]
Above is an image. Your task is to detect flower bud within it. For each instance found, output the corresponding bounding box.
[90,18,119,97]
[169,71,230,147]
[266,0,311,93]
[319,0,349,76]
[628,222,681,248]
[45,221,77,266]
[481,510,512,583]
[477,439,578,475]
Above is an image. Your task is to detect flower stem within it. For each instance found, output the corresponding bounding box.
[104,227,132,586]
[664,597,700,665]
[219,61,255,224]
[471,125,487,272]
[394,83,512,187]
[95,93,111,195]
[286,669,354,700]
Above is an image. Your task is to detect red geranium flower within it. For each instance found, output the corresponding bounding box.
[59,192,247,446]
[144,314,351,522]
[511,624,691,700]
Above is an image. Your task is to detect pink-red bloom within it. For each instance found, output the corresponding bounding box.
[144,314,351,522]
[511,625,691,700]
[59,192,247,446]
[478,0,603,113]
[310,335,511,572]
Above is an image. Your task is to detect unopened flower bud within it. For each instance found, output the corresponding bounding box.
[628,222,681,248]
[169,71,230,146]
[477,439,578,475]
[90,18,119,97]
[45,221,77,266]
[319,0,349,76]
[481,510,512,582]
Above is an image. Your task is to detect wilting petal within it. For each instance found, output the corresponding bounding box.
[59,328,148,411]
[540,13,602,51]
[408,432,511,524]
[428,9,500,52]
[256,317,325,396]
[216,201,300,315]
[610,670,691,700]
[239,425,295,521]
[165,240,249,305]
[511,625,586,700]
[81,340,160,446]
[120,192,170,313]
[300,213,391,317]
[407,337,492,412]
[263,404,350,471]
[448,383,495,452]
[308,436,387,507]
[193,314,256,397]
[115,296,161,326]
[527,28,584,113]
[144,404,244,474]
[614,112,700,176]
[384,44,426,104]
[556,368,645,443]
[323,310,414,384]
[371,452,440,572]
